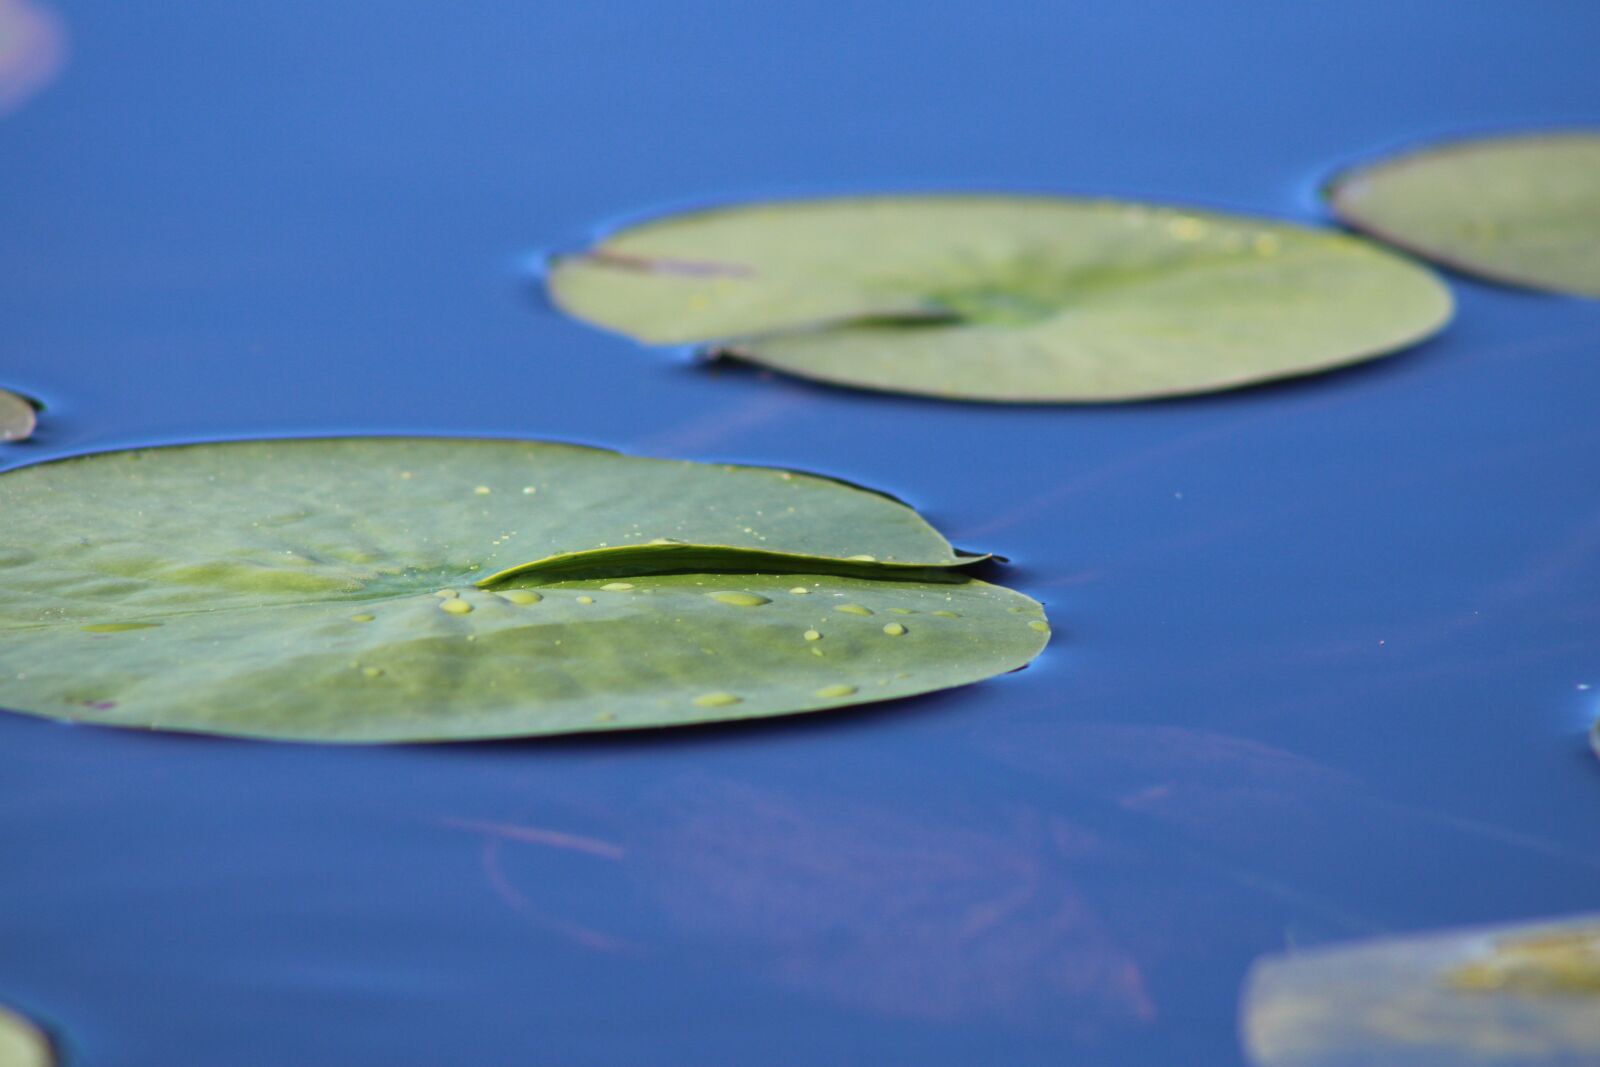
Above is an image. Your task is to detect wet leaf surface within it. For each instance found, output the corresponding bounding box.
[1329,132,1600,297]
[548,195,1452,402]
[0,437,1046,741]
[1242,915,1600,1066]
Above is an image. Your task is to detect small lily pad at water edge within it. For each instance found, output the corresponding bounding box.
[1328,132,1600,297]
[0,388,35,442]
[547,195,1452,402]
[0,1004,51,1067]
[0,438,1047,742]
[1240,913,1600,1065]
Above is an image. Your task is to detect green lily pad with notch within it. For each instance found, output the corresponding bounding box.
[0,1004,51,1067]
[1240,914,1600,1066]
[1328,132,1600,297]
[0,437,1047,742]
[0,388,36,442]
[546,195,1452,402]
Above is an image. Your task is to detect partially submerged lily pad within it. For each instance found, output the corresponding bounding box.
[547,195,1452,402]
[0,438,1047,742]
[0,1004,51,1067]
[1328,132,1600,297]
[1241,914,1600,1065]
[0,388,35,442]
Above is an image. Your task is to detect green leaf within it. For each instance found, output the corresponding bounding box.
[0,1005,51,1067]
[547,195,1452,402]
[0,389,36,442]
[1241,915,1600,1066]
[0,438,1046,742]
[1328,132,1600,297]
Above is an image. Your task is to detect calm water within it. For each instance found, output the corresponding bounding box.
[3,3,1599,1064]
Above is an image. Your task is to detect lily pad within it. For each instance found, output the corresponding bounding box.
[1328,132,1600,297]
[0,1005,51,1067]
[546,195,1452,402]
[0,437,1047,742]
[0,388,35,442]
[1241,914,1600,1065]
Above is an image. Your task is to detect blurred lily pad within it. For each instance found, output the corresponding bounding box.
[1328,132,1600,297]
[547,195,1452,402]
[0,1004,51,1067]
[1241,914,1600,1065]
[0,437,1047,742]
[0,388,35,442]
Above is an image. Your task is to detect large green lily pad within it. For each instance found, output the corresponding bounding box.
[1328,132,1600,297]
[1241,914,1600,1065]
[0,1005,51,1067]
[546,195,1452,402]
[0,437,1047,742]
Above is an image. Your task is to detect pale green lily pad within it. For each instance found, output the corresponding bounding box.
[1241,915,1600,1066]
[0,1005,51,1067]
[0,438,1046,742]
[547,195,1452,402]
[0,388,35,442]
[1328,132,1600,297]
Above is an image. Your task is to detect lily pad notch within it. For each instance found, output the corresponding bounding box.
[0,437,1049,743]
[545,194,1453,403]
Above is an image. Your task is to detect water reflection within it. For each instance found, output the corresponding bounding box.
[444,775,1159,1036]
[0,0,63,115]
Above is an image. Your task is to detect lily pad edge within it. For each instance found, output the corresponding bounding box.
[1325,127,1600,297]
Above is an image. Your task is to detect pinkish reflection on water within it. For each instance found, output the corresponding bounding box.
[0,0,64,115]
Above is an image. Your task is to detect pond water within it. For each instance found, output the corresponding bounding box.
[2,2,1598,1064]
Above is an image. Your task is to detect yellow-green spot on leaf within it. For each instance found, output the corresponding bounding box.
[601,582,635,591]
[837,604,873,616]
[497,590,542,605]
[932,610,960,619]
[1029,620,1050,633]
[473,485,492,495]
[882,622,907,636]
[362,666,384,678]
[789,587,811,595]
[439,598,473,615]
[434,589,459,599]
[576,595,595,605]
[708,591,771,607]
[803,629,822,642]
[1445,928,1600,996]
[350,613,375,623]
[80,622,160,633]
[888,607,915,615]
[815,684,857,699]
[849,554,877,562]
[693,691,742,708]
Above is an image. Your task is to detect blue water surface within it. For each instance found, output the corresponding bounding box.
[3,2,1599,1064]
